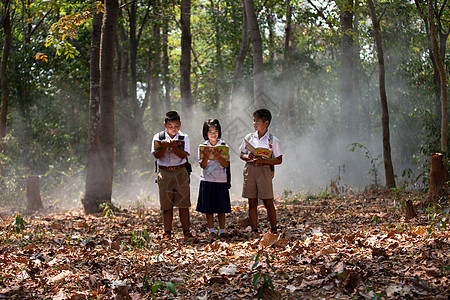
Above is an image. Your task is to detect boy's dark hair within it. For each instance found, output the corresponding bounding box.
[253,108,272,125]
[202,119,222,140]
[164,111,181,123]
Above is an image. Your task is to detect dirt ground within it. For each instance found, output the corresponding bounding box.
[0,189,449,299]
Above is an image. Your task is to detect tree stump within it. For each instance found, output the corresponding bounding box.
[405,200,417,220]
[26,175,43,211]
[429,153,448,203]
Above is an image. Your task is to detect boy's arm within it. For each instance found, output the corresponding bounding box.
[240,151,256,162]
[254,155,282,165]
[153,141,169,159]
[170,139,188,159]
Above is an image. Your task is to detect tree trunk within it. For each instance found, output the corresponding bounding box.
[98,0,119,203]
[414,0,449,129]
[429,153,447,203]
[283,0,296,127]
[82,4,104,214]
[367,0,396,189]
[428,0,448,152]
[229,0,249,111]
[180,0,193,122]
[336,0,358,144]
[26,175,43,211]
[0,0,12,178]
[0,0,11,140]
[149,14,161,128]
[162,17,171,112]
[83,0,119,214]
[245,0,264,108]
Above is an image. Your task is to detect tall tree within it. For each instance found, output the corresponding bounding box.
[162,15,171,112]
[415,0,449,126]
[82,0,119,214]
[180,0,192,121]
[82,5,103,214]
[0,0,11,140]
[245,0,264,108]
[229,0,249,108]
[428,0,448,152]
[282,0,296,126]
[335,0,359,143]
[0,0,11,178]
[367,0,396,188]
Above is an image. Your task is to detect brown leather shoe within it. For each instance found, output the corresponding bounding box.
[183,231,198,243]
[162,232,171,241]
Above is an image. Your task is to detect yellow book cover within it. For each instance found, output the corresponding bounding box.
[244,139,272,159]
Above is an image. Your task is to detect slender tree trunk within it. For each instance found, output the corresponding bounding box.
[82,0,119,214]
[162,17,171,112]
[367,0,396,188]
[428,0,448,152]
[210,0,223,109]
[336,0,358,143]
[283,0,296,126]
[414,0,449,126]
[149,13,161,128]
[180,0,192,122]
[229,0,249,110]
[98,0,119,202]
[245,0,264,108]
[0,0,11,178]
[82,6,103,213]
[129,2,138,120]
[0,0,11,140]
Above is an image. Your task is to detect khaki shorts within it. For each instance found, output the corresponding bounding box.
[157,168,191,211]
[242,163,274,199]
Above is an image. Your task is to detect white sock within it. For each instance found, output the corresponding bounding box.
[208,228,216,234]
[219,228,225,235]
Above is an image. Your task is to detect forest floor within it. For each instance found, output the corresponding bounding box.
[0,189,449,299]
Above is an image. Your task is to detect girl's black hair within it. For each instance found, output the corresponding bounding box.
[202,119,222,140]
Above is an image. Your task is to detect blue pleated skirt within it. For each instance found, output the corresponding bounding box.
[196,181,231,214]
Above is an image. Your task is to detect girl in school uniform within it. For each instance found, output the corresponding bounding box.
[196,119,231,242]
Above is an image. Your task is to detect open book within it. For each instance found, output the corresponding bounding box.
[199,145,230,160]
[154,140,185,151]
[244,139,272,159]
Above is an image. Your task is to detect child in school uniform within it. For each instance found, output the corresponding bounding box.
[152,111,197,243]
[196,119,231,242]
[239,108,283,237]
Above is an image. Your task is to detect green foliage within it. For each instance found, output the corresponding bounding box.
[250,251,278,299]
[130,230,151,248]
[424,203,449,234]
[142,270,178,298]
[14,214,26,234]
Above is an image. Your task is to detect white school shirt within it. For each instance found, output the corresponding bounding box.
[198,139,228,183]
[151,130,190,166]
[239,131,282,158]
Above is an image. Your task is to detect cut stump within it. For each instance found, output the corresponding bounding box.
[26,175,43,211]
[405,200,417,220]
[429,153,447,203]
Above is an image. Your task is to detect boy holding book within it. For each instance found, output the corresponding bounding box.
[239,109,283,236]
[152,111,197,242]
